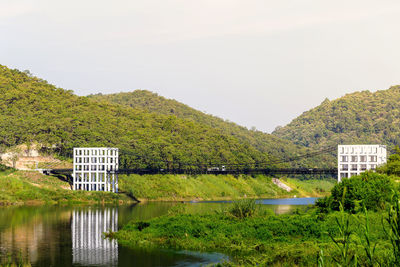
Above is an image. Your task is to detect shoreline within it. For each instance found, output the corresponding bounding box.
[136,194,322,203]
[0,170,334,207]
[0,194,323,207]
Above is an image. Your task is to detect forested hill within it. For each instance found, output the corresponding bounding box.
[88,90,331,167]
[273,86,400,150]
[0,65,282,169]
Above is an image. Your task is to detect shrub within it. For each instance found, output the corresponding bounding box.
[229,199,257,219]
[316,172,396,213]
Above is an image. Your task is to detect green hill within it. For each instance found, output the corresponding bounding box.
[0,64,319,170]
[273,85,400,151]
[88,90,329,167]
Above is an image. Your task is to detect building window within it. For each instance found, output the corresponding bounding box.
[351,156,358,162]
[360,164,367,171]
[341,156,348,162]
[369,155,377,162]
[370,164,376,170]
[360,155,367,162]
[351,164,357,171]
[340,164,348,171]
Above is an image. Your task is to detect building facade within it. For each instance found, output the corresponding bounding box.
[72,147,118,192]
[337,145,387,182]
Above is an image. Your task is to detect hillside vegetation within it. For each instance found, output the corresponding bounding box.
[119,174,333,201]
[273,86,400,151]
[0,65,289,169]
[0,168,129,205]
[88,90,330,167]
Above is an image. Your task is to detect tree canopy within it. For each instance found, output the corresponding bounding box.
[0,64,308,170]
[273,86,400,155]
[88,90,329,167]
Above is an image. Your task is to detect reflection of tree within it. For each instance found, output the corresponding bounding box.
[273,205,294,215]
[72,208,118,266]
[0,207,71,265]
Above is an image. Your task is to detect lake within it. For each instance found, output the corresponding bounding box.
[0,198,317,266]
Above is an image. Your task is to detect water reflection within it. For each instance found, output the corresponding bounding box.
[0,198,314,266]
[72,208,118,266]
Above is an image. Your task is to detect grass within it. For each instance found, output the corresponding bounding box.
[111,209,393,266]
[281,177,336,197]
[0,169,132,205]
[119,174,335,201]
[0,169,337,205]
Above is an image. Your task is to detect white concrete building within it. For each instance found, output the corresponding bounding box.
[337,145,387,182]
[72,148,118,192]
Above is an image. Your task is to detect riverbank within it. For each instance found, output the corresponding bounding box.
[0,169,133,205]
[0,169,336,205]
[119,174,336,202]
[111,208,390,266]
[112,172,400,266]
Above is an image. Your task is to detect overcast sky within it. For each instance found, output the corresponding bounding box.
[1,0,400,133]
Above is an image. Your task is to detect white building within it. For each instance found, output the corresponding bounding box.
[337,145,387,182]
[72,148,118,192]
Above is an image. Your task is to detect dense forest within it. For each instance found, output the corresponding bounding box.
[88,90,331,167]
[273,86,400,153]
[0,64,326,170]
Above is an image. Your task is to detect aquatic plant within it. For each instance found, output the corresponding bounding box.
[228,199,257,219]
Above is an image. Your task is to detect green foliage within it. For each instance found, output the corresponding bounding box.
[328,203,357,266]
[273,86,400,161]
[119,174,306,201]
[112,210,392,266]
[316,172,396,213]
[282,177,336,197]
[88,90,329,168]
[228,199,257,219]
[384,194,400,265]
[0,170,127,205]
[0,65,282,170]
[359,208,379,267]
[378,146,400,176]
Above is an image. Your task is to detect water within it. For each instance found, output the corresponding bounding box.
[0,198,316,267]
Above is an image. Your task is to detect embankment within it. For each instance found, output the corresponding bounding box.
[0,169,336,205]
[119,174,336,201]
[0,169,132,205]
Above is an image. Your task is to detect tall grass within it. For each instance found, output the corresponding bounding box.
[0,170,128,205]
[384,194,400,265]
[229,199,257,219]
[119,174,320,201]
[283,178,336,197]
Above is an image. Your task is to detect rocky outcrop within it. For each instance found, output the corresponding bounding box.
[272,178,292,192]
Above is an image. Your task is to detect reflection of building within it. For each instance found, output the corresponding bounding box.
[72,147,119,192]
[72,208,118,266]
[338,145,387,182]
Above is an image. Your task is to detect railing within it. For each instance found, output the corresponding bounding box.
[46,168,339,176]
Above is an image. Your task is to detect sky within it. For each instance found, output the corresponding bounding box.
[1,0,400,133]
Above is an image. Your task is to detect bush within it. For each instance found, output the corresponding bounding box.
[229,199,257,219]
[316,172,396,213]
